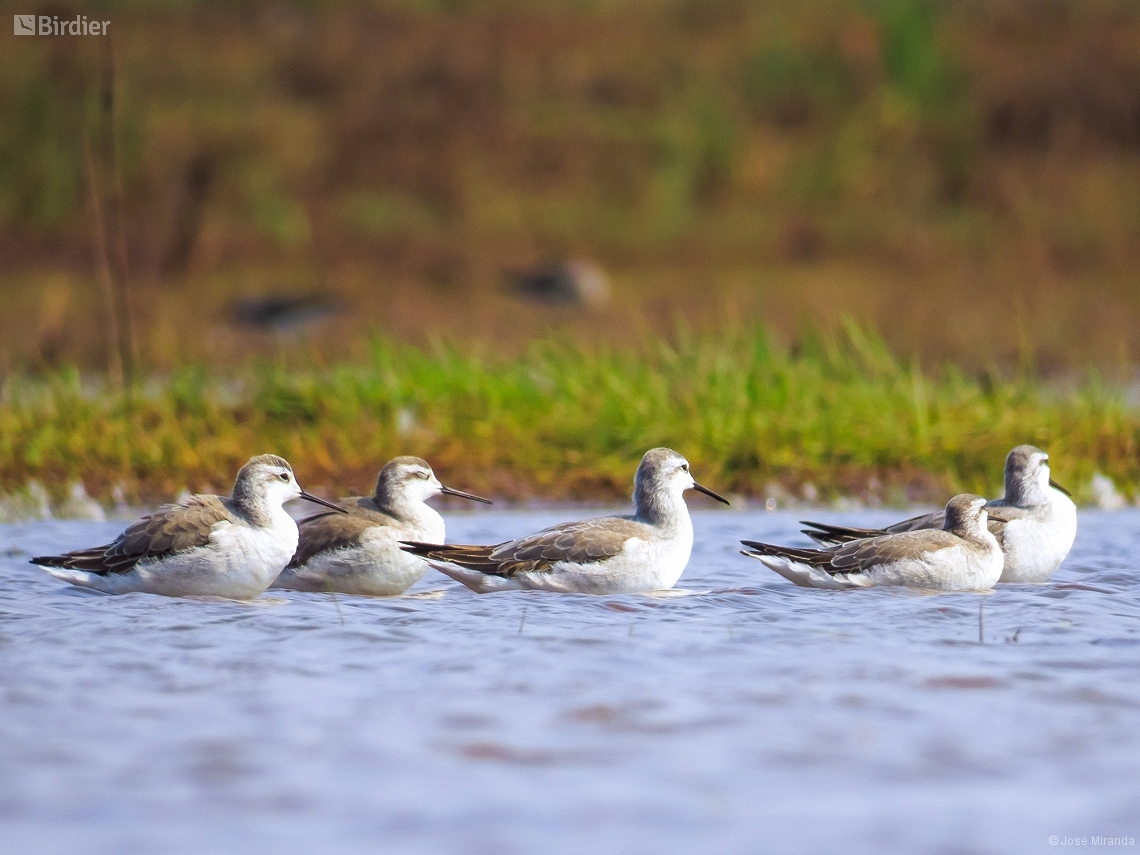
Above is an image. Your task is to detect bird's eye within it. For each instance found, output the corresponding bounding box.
[681,464,689,472]
[279,472,290,481]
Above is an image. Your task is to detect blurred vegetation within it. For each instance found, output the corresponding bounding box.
[2,0,1140,372]
[0,325,1136,504]
[3,0,1140,501]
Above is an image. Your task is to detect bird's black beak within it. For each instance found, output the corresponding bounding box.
[1049,478,1072,497]
[298,491,348,513]
[440,485,493,504]
[692,481,731,505]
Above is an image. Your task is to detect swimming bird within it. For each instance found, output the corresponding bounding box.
[798,445,1076,583]
[400,448,729,594]
[271,456,491,596]
[741,494,1004,591]
[31,455,345,599]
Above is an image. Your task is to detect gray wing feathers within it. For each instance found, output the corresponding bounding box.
[743,529,959,577]
[290,508,388,568]
[32,495,235,575]
[490,518,642,572]
[803,508,1005,545]
[800,522,884,545]
[883,510,946,534]
[403,517,643,578]
[801,510,945,544]
[289,501,396,570]
[828,530,958,574]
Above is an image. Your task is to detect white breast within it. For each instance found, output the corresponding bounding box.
[999,492,1077,583]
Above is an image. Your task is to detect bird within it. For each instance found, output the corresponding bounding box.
[741,494,1004,591]
[399,447,729,594]
[798,445,1076,583]
[30,455,345,599]
[230,294,338,332]
[271,456,491,596]
[503,259,610,308]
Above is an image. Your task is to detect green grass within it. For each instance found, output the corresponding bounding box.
[0,325,1135,507]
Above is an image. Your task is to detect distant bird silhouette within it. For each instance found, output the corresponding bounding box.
[231,294,339,332]
[504,259,609,308]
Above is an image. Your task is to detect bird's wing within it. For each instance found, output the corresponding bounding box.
[33,495,238,575]
[800,509,946,544]
[743,529,961,577]
[289,506,392,568]
[827,530,960,575]
[799,521,889,545]
[403,517,646,577]
[882,510,946,534]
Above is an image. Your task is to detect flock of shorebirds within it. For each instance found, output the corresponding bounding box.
[30,445,1077,600]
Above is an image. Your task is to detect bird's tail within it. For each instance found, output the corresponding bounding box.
[30,546,115,574]
[738,540,857,589]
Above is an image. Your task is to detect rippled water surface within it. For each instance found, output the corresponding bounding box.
[2,508,1139,854]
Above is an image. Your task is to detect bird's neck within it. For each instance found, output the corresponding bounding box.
[1004,473,1049,507]
[231,495,284,529]
[951,519,995,547]
[633,487,688,531]
[379,496,445,537]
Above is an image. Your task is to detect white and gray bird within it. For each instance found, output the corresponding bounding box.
[798,445,1076,583]
[31,455,345,599]
[741,494,1004,591]
[271,456,491,596]
[400,447,729,594]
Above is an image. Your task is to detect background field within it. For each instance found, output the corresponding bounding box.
[2,0,1139,504]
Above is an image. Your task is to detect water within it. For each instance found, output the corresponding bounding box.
[2,508,1139,854]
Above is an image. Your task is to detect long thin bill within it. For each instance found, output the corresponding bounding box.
[1048,478,1072,497]
[440,485,493,504]
[298,490,349,513]
[692,481,731,505]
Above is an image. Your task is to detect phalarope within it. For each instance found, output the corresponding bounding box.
[32,454,344,599]
[401,448,729,594]
[742,494,1004,591]
[272,456,491,596]
[800,446,1076,583]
